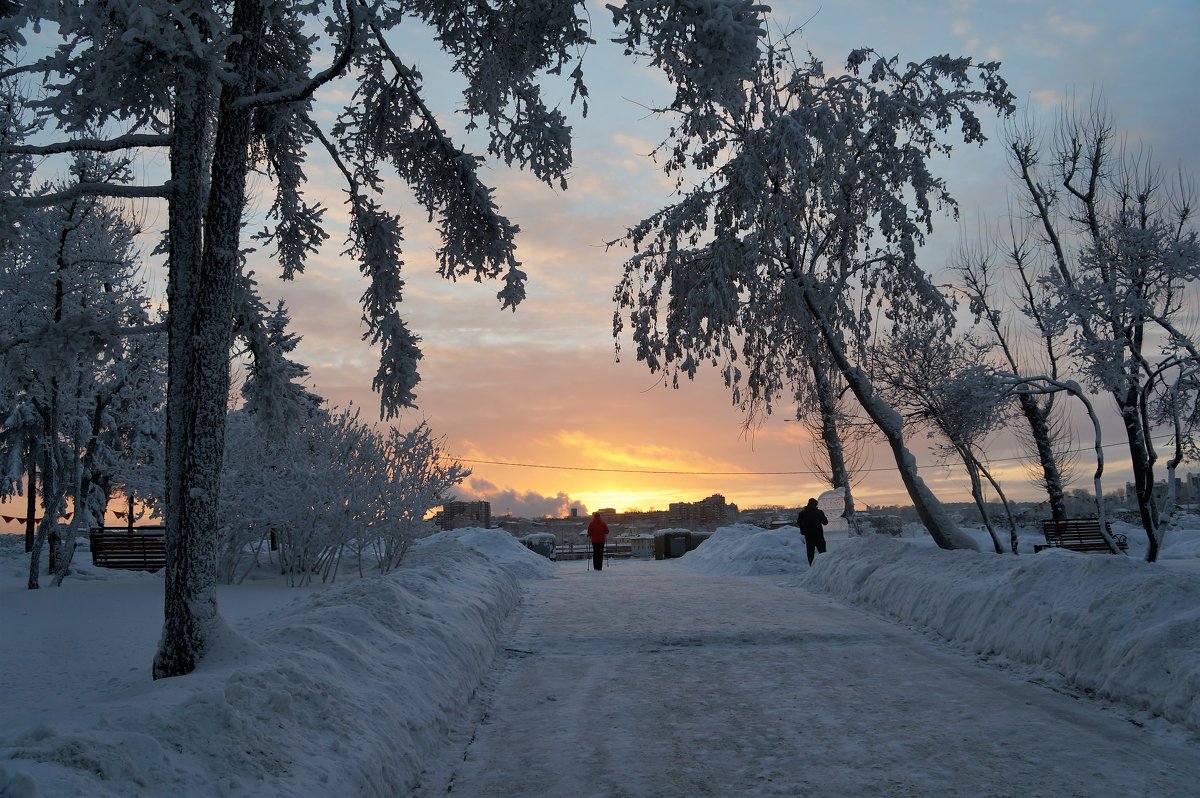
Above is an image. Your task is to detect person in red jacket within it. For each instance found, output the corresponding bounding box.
[586,511,609,571]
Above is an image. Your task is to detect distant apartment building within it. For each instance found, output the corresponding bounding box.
[438,500,492,530]
[667,494,738,528]
[1123,472,1200,507]
[587,495,739,531]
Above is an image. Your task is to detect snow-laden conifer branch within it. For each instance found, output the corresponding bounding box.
[344,13,525,309]
[252,104,328,279]
[230,0,359,111]
[0,133,172,156]
[309,119,422,417]
[11,181,170,208]
[395,0,591,186]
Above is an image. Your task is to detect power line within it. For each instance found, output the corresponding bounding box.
[446,435,1176,477]
[447,458,821,476]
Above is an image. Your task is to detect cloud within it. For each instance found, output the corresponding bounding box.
[211,0,1193,520]
[1030,88,1064,110]
[1044,14,1099,42]
[458,478,587,518]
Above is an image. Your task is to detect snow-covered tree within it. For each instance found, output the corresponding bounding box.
[2,0,599,676]
[217,407,466,586]
[953,232,1076,520]
[1007,104,1200,561]
[611,31,1013,550]
[0,154,163,587]
[3,0,846,676]
[871,322,1018,554]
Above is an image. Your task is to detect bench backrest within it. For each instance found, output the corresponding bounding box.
[1040,519,1125,551]
[1042,518,1106,535]
[89,527,167,571]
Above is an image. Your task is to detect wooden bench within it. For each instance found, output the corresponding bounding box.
[1035,519,1128,554]
[89,527,167,572]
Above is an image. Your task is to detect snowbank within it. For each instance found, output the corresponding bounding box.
[676,523,809,575]
[5,519,1198,795]
[800,536,1200,731]
[0,531,548,797]
[420,526,556,579]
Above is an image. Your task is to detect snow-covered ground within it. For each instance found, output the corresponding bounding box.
[1,520,1198,796]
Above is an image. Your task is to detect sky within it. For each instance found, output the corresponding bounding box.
[3,0,1200,529]
[2,524,1199,793]
[279,0,1197,516]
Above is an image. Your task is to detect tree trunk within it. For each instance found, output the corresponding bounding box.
[54,392,109,585]
[154,0,264,678]
[810,352,856,525]
[1119,400,1160,562]
[977,460,1020,555]
[1016,394,1068,520]
[964,456,1003,554]
[1161,377,1186,525]
[24,441,36,553]
[155,83,210,678]
[27,437,59,590]
[800,285,977,550]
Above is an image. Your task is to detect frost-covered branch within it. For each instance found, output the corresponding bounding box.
[230,0,359,111]
[12,182,169,208]
[0,133,172,156]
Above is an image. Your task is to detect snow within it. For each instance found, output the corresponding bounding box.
[2,522,1199,796]
[687,521,1200,731]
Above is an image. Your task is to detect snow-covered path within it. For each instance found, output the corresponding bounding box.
[415,559,1200,798]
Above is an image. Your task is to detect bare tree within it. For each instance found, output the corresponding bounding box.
[871,322,1017,554]
[953,226,1077,519]
[1007,101,1200,561]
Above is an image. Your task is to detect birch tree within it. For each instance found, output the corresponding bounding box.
[611,31,1013,549]
[953,232,1076,520]
[871,322,1018,554]
[1007,104,1200,561]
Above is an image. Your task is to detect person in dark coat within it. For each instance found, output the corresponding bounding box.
[587,511,609,571]
[796,497,828,566]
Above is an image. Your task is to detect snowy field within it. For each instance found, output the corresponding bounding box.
[1,521,1198,796]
